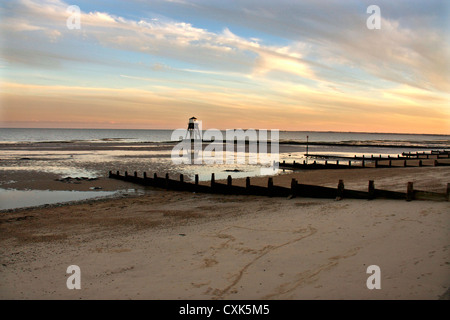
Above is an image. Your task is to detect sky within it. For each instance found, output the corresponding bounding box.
[0,0,449,133]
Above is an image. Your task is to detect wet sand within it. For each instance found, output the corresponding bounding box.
[0,142,449,299]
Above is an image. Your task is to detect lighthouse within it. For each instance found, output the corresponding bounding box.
[185,117,202,141]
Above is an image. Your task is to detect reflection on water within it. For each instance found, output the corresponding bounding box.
[0,165,100,179]
[0,188,144,211]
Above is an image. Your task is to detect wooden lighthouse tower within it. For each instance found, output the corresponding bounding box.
[185,116,202,141]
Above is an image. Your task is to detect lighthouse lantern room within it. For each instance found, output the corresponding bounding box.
[186,117,201,141]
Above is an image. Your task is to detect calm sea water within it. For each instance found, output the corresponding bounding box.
[1,128,449,145]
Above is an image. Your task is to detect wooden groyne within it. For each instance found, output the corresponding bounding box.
[401,150,450,159]
[279,158,450,170]
[108,171,449,201]
[304,150,450,161]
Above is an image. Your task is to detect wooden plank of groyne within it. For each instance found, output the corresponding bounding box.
[435,161,450,166]
[293,183,337,199]
[374,189,406,200]
[414,190,447,201]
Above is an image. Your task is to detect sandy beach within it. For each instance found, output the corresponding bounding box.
[1,162,449,299]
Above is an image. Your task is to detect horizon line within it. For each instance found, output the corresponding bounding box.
[1,127,449,136]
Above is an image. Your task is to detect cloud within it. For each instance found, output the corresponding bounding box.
[3,0,448,92]
[143,0,449,92]
[0,0,448,133]
[0,0,321,82]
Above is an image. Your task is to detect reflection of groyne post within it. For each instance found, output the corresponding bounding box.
[446,183,450,201]
[246,177,251,189]
[211,173,215,192]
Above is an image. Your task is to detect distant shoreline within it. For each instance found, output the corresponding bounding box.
[1,127,450,136]
[1,140,449,149]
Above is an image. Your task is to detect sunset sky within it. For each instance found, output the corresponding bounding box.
[0,0,449,133]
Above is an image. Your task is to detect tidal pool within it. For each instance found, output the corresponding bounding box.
[0,188,143,210]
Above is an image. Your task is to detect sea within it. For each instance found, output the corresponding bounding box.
[1,128,449,145]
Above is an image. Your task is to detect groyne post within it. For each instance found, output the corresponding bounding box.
[368,180,375,200]
[407,182,414,201]
[291,178,297,198]
[211,173,215,191]
[337,180,344,200]
[268,177,273,197]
